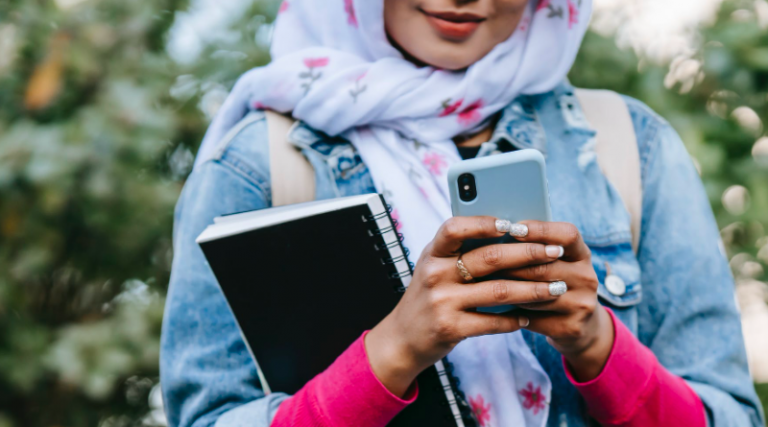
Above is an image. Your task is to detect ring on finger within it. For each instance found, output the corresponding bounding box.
[456,257,475,282]
[549,281,568,296]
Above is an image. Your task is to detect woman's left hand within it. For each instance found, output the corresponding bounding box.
[501,220,615,382]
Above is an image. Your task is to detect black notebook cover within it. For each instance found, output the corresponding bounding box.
[198,194,474,427]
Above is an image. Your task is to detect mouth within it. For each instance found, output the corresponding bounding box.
[419,8,486,41]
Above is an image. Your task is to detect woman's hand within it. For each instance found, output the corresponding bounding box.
[365,216,568,397]
[503,221,614,382]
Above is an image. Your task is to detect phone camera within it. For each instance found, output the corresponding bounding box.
[458,173,477,202]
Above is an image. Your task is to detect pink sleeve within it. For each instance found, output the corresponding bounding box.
[564,308,707,427]
[271,331,418,427]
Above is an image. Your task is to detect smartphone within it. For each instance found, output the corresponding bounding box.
[447,149,552,313]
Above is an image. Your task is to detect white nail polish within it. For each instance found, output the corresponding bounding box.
[496,219,512,233]
[549,281,568,296]
[519,316,530,328]
[545,245,565,258]
[509,223,528,238]
[544,245,563,258]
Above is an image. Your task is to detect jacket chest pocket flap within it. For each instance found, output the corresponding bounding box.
[585,236,642,308]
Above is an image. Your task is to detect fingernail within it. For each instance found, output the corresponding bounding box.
[519,316,530,328]
[508,223,528,238]
[496,219,512,233]
[546,245,564,258]
[549,281,568,296]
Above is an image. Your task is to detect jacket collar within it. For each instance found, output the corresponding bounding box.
[486,80,595,156]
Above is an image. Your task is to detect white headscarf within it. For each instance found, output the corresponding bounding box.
[197,1,591,424]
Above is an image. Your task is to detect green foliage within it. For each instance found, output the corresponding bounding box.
[572,2,768,246]
[0,0,767,425]
[0,0,274,425]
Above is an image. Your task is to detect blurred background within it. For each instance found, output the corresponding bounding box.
[0,0,767,425]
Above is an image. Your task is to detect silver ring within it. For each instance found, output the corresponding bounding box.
[549,281,568,296]
[456,258,474,282]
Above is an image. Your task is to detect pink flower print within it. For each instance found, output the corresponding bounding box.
[519,382,547,415]
[469,394,492,426]
[567,0,579,28]
[390,208,404,231]
[538,0,564,19]
[423,152,448,176]
[278,1,289,13]
[349,71,368,103]
[518,16,530,32]
[300,57,330,94]
[458,100,483,125]
[439,98,464,117]
[253,101,266,110]
[304,57,329,69]
[344,0,358,27]
[418,186,430,200]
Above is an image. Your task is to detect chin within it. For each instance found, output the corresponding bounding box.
[413,42,486,70]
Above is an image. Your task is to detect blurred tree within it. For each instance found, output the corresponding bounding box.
[0,0,274,426]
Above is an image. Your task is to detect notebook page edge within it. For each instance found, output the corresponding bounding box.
[197,193,379,243]
[367,195,411,289]
[435,360,467,427]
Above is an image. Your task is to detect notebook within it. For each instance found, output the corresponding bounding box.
[196,193,476,427]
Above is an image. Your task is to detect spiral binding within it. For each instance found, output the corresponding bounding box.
[361,204,394,222]
[369,224,397,236]
[374,233,405,250]
[362,203,413,290]
[381,248,410,264]
[367,200,472,426]
[444,359,480,427]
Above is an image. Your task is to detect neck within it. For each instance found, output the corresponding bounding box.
[453,126,493,148]
[453,114,499,148]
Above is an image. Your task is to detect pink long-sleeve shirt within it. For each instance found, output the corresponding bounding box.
[271,309,707,427]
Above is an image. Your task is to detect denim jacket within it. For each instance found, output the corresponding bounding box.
[160,82,764,427]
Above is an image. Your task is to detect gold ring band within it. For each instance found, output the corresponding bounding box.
[456,257,474,282]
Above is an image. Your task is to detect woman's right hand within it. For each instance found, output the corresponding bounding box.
[365,216,566,397]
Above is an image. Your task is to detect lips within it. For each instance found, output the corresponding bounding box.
[420,8,486,40]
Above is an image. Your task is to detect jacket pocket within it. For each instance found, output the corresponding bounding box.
[585,236,642,309]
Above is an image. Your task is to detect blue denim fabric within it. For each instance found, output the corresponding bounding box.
[160,82,764,427]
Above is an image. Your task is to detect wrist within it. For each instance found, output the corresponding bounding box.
[365,314,422,397]
[559,306,615,382]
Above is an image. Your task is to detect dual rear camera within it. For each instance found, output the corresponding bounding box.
[458,173,477,202]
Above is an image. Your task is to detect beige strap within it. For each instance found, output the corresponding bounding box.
[266,111,316,206]
[575,89,643,253]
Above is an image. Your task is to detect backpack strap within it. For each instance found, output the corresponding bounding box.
[575,89,643,253]
[266,111,316,207]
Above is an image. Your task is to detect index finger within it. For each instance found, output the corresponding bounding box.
[515,221,591,261]
[431,216,506,257]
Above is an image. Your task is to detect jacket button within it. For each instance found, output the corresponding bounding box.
[605,274,626,296]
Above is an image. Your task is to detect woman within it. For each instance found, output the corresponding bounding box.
[160,0,765,426]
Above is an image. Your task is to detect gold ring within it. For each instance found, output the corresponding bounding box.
[456,257,474,282]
